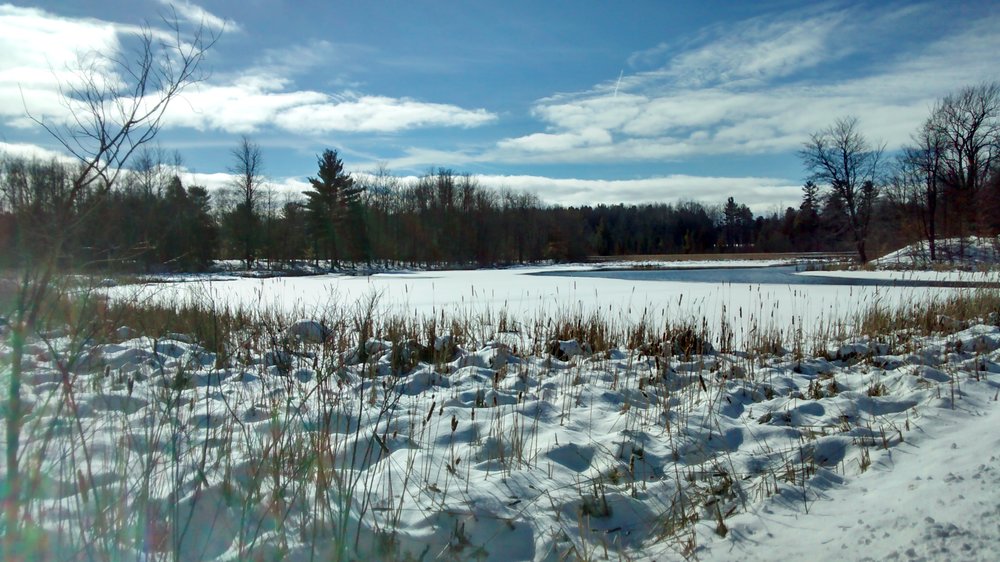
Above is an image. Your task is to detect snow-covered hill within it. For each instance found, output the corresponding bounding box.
[875,237,1000,270]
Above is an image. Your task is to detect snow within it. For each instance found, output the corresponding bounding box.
[107,263,961,349]
[286,318,330,344]
[798,238,1000,284]
[874,237,1000,269]
[798,268,1000,284]
[5,261,1000,560]
[710,386,1000,562]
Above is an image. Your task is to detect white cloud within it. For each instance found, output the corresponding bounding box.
[163,78,497,135]
[182,170,307,197]
[471,174,801,212]
[496,127,612,153]
[182,164,802,212]
[0,141,78,163]
[529,94,645,132]
[1,6,496,139]
[0,5,120,127]
[141,35,498,134]
[1,138,800,212]
[161,32,498,135]
[654,9,850,87]
[154,0,238,32]
[274,94,497,134]
[350,170,802,212]
[484,4,1000,166]
[164,80,327,133]
[377,147,480,171]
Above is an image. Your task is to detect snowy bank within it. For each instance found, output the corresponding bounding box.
[874,237,1000,270]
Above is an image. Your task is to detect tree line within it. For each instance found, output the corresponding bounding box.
[1,83,998,272]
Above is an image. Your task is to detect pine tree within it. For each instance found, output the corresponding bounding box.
[795,181,821,251]
[303,149,363,266]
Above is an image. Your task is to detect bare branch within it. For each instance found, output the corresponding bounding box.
[799,116,883,263]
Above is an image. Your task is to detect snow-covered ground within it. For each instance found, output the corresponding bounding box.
[5,251,999,560]
[109,263,962,350]
[711,371,1000,562]
[874,237,1000,269]
[3,309,998,560]
[798,268,1000,284]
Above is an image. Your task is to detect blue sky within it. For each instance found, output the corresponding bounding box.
[1,1,998,211]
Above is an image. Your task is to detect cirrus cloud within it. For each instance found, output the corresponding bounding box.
[154,0,238,33]
[481,4,1000,166]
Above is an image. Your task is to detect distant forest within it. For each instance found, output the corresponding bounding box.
[2,83,998,272]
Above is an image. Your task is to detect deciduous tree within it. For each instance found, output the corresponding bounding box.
[931,82,1000,237]
[800,116,884,263]
[229,135,264,270]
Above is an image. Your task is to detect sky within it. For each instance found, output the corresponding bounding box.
[1,0,998,212]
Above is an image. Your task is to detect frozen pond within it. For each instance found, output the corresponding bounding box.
[534,264,997,288]
[110,264,975,347]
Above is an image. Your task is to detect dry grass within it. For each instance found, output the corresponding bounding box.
[859,287,1000,338]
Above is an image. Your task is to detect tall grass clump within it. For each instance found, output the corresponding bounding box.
[859,287,1000,337]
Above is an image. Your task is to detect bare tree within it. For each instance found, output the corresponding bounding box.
[800,116,884,263]
[229,135,265,270]
[128,144,169,197]
[5,11,216,556]
[358,163,394,262]
[360,162,400,221]
[898,116,946,260]
[931,82,1000,237]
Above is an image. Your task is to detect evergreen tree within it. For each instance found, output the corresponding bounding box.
[184,185,219,270]
[303,149,364,266]
[795,181,821,251]
[159,175,189,267]
[723,197,739,250]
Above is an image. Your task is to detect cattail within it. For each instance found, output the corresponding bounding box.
[77,469,89,503]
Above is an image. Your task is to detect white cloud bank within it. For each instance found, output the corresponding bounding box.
[166,84,496,134]
[0,5,496,137]
[471,174,800,212]
[0,5,120,128]
[0,141,79,163]
[345,169,801,211]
